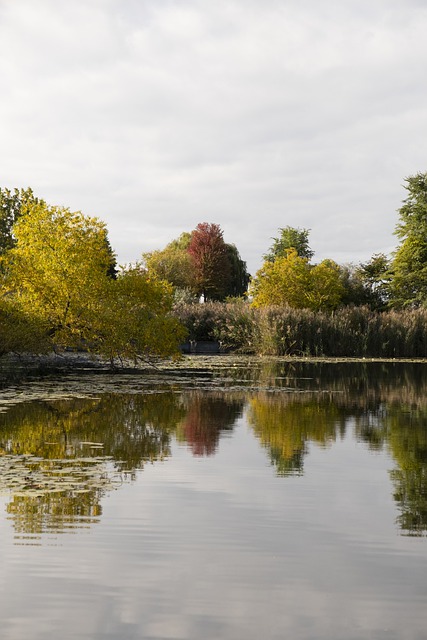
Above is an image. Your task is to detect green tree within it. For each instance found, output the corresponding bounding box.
[250,249,343,311]
[390,172,427,307]
[264,226,314,262]
[223,243,250,298]
[143,232,194,291]
[144,227,249,302]
[306,260,344,311]
[0,297,50,356]
[356,253,390,309]
[340,254,390,310]
[0,187,42,256]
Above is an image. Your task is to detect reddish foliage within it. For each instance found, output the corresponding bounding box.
[187,222,231,301]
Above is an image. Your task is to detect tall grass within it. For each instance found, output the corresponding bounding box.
[174,302,427,358]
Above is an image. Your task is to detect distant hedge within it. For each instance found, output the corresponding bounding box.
[173,302,427,358]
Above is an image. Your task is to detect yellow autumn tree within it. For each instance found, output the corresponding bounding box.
[91,265,187,363]
[2,201,186,360]
[3,201,114,348]
[250,249,343,311]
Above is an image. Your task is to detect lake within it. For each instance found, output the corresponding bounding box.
[0,357,426,640]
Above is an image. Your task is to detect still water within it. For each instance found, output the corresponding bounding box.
[0,357,426,639]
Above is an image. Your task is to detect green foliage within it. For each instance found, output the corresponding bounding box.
[223,243,250,299]
[340,255,391,310]
[264,226,314,262]
[0,187,42,256]
[390,172,427,307]
[143,232,195,291]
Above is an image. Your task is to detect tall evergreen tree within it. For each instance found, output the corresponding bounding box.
[264,226,314,262]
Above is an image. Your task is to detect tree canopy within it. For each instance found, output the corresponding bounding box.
[90,265,187,363]
[250,250,343,311]
[390,172,427,307]
[4,201,114,347]
[144,223,249,302]
[2,200,185,361]
[0,187,42,256]
[340,254,390,310]
[264,226,314,262]
[6,170,427,361]
[187,222,231,301]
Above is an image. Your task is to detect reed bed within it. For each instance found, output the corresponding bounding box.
[173,302,427,358]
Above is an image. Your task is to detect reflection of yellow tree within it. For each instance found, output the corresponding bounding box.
[7,491,103,536]
[247,366,427,534]
[0,393,185,469]
[176,392,244,456]
[0,454,115,537]
[247,392,343,475]
[0,392,186,536]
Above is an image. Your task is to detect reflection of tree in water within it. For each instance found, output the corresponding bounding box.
[385,406,427,536]
[176,392,244,456]
[6,493,102,537]
[2,362,427,537]
[0,393,185,469]
[0,391,244,535]
[247,393,344,476]
[0,392,186,536]
[0,454,120,538]
[247,361,427,535]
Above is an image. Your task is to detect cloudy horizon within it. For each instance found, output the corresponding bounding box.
[1,0,426,275]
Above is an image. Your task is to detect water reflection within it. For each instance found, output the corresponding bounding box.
[247,394,343,476]
[1,361,427,537]
[176,393,244,456]
[6,462,105,537]
[0,394,181,538]
[0,394,181,468]
[245,360,427,536]
[0,392,244,537]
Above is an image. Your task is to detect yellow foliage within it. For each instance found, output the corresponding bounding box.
[4,201,112,347]
[91,265,187,362]
[250,249,343,311]
[2,202,186,360]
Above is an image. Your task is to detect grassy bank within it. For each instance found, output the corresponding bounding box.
[174,302,427,358]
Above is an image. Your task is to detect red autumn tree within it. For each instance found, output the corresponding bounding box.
[187,222,231,301]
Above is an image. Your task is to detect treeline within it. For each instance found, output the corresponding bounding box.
[174,302,427,357]
[142,173,427,313]
[2,172,427,361]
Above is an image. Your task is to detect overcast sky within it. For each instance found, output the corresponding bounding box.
[1,0,426,275]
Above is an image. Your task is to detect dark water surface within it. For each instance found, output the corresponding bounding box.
[0,357,427,639]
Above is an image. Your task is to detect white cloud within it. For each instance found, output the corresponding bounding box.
[1,0,427,272]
